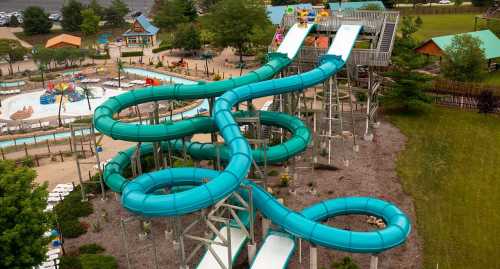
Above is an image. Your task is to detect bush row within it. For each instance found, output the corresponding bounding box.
[121,51,143,57]
[54,187,93,238]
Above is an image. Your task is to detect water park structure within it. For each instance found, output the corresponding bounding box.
[93,7,408,269]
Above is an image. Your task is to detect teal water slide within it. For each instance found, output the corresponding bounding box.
[94,24,411,264]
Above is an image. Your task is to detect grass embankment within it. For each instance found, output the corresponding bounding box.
[389,107,500,269]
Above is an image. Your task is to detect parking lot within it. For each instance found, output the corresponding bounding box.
[0,0,154,14]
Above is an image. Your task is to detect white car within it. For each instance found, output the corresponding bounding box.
[438,0,451,4]
[49,13,61,21]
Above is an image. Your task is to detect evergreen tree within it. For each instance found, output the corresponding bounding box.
[61,0,84,32]
[88,0,104,17]
[154,0,198,30]
[80,8,101,36]
[0,161,51,269]
[104,0,130,27]
[22,6,53,35]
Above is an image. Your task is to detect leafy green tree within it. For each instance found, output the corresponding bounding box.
[61,0,84,32]
[88,0,104,17]
[382,71,432,113]
[22,6,53,35]
[104,0,130,27]
[0,160,51,269]
[80,8,101,36]
[154,0,198,30]
[8,15,20,27]
[471,0,493,6]
[441,34,487,82]
[271,0,298,5]
[173,23,201,53]
[454,0,464,6]
[202,0,271,65]
[0,39,27,75]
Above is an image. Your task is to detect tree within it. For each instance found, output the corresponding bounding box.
[0,160,51,269]
[61,0,84,32]
[0,39,27,76]
[202,0,271,65]
[22,6,53,35]
[104,0,130,27]
[154,0,198,30]
[454,0,464,6]
[441,34,487,82]
[8,15,20,27]
[382,71,432,113]
[471,0,493,6]
[271,0,298,5]
[198,0,222,13]
[117,58,124,88]
[80,8,100,36]
[477,90,498,114]
[88,0,104,17]
[173,23,201,53]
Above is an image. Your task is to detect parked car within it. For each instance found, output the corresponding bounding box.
[438,0,451,4]
[49,13,61,22]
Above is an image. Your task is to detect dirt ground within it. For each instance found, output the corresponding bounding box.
[61,118,422,269]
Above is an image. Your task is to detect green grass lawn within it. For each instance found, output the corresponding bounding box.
[389,107,500,269]
[413,13,487,41]
[484,70,500,87]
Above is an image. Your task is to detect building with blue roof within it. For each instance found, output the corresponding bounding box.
[123,14,159,47]
[329,1,385,11]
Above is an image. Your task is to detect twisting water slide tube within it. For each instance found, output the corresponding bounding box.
[94,24,411,268]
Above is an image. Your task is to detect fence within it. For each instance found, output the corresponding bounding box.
[428,79,500,112]
[430,78,500,97]
[395,6,486,15]
[0,132,97,167]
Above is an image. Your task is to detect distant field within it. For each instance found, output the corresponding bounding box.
[390,107,500,269]
[412,13,486,41]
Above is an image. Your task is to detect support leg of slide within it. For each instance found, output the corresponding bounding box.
[310,245,317,269]
[262,217,270,236]
[247,243,257,264]
[370,255,379,269]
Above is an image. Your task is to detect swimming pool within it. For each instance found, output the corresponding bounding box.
[0,81,26,88]
[123,67,197,85]
[0,99,209,149]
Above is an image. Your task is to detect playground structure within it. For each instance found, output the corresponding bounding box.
[94,12,407,269]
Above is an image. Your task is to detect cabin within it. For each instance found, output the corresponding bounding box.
[415,30,500,65]
[123,15,159,47]
[45,34,81,49]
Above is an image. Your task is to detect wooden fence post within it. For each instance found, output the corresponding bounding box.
[23,143,28,157]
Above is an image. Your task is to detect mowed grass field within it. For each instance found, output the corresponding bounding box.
[412,13,486,41]
[389,107,500,269]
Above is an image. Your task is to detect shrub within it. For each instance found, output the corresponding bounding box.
[79,243,105,254]
[331,256,359,269]
[21,156,35,167]
[280,174,290,187]
[121,51,143,57]
[477,90,498,114]
[173,158,194,167]
[91,53,110,60]
[29,73,58,82]
[60,219,87,238]
[60,255,82,269]
[80,254,117,269]
[267,170,279,176]
[212,73,221,81]
[152,46,171,53]
[155,61,164,68]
